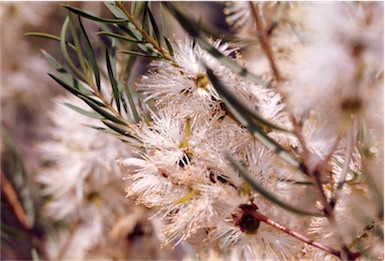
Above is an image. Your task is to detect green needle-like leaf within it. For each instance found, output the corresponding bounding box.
[101,120,133,137]
[160,3,168,38]
[164,37,174,56]
[105,49,121,113]
[26,32,77,51]
[227,155,324,217]
[165,3,269,87]
[122,82,140,123]
[104,1,127,19]
[207,68,291,133]
[146,4,161,47]
[83,124,119,135]
[48,74,104,107]
[63,102,104,119]
[41,50,90,95]
[62,4,128,23]
[79,95,126,125]
[49,73,87,98]
[68,12,89,78]
[117,24,142,41]
[96,31,145,43]
[78,16,101,91]
[206,67,300,169]
[117,50,161,59]
[60,16,88,83]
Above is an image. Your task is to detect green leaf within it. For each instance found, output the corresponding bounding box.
[117,50,161,59]
[117,24,142,41]
[122,82,140,123]
[41,50,91,95]
[79,95,126,125]
[104,1,127,19]
[60,16,88,83]
[62,4,128,23]
[83,124,121,135]
[31,248,40,261]
[227,155,324,217]
[164,37,174,56]
[63,102,104,119]
[25,32,77,51]
[101,120,133,137]
[78,16,101,91]
[165,3,269,87]
[48,74,104,107]
[1,222,25,238]
[68,12,89,78]
[146,3,161,47]
[49,73,86,97]
[105,49,121,113]
[160,3,168,38]
[96,31,145,43]
[206,67,301,169]
[207,68,291,133]
[142,2,150,40]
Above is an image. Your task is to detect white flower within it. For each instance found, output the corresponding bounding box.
[137,38,242,125]
[38,95,131,231]
[119,101,308,259]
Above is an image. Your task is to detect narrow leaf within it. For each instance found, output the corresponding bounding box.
[25,32,77,51]
[31,248,40,261]
[78,16,101,91]
[49,74,104,107]
[147,4,161,47]
[105,49,121,113]
[142,2,149,41]
[60,16,88,83]
[122,82,140,123]
[117,24,142,40]
[104,1,128,19]
[101,120,133,137]
[206,67,301,169]
[117,50,161,59]
[62,4,128,23]
[41,50,90,95]
[160,3,168,38]
[79,94,126,125]
[96,31,144,43]
[49,73,86,97]
[164,37,174,56]
[68,12,89,77]
[227,155,324,217]
[208,68,291,133]
[63,102,104,119]
[83,124,119,135]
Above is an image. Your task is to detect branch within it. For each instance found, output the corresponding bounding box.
[1,171,46,259]
[249,3,281,82]
[241,206,361,259]
[116,2,173,62]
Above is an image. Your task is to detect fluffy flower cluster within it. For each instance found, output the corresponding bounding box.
[118,2,383,260]
[38,95,171,259]
[119,37,310,259]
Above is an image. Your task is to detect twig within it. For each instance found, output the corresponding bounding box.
[249,2,281,82]
[116,2,173,62]
[1,171,46,259]
[241,206,361,259]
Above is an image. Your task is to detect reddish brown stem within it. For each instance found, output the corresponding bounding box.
[249,2,281,82]
[245,208,361,259]
[1,171,46,259]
